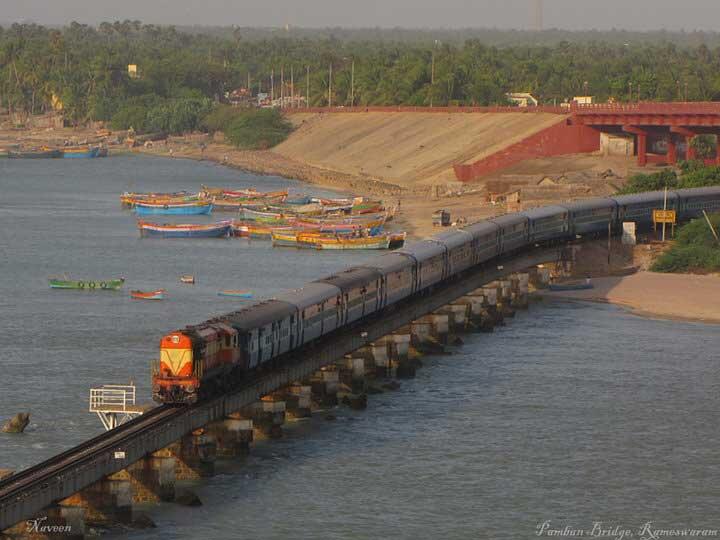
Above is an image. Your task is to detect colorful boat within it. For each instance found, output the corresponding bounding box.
[138,220,232,238]
[131,289,166,300]
[218,290,254,298]
[62,146,100,158]
[49,277,125,290]
[121,191,196,207]
[180,275,196,284]
[309,234,392,250]
[134,201,213,216]
[9,149,62,159]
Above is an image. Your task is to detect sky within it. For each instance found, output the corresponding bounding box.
[4,0,720,32]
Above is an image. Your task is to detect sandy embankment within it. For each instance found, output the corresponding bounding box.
[540,272,720,324]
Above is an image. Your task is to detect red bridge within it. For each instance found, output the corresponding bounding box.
[453,102,720,181]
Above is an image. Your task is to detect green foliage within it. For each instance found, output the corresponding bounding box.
[9,21,720,122]
[619,163,720,195]
[223,109,293,149]
[690,135,716,159]
[651,213,720,273]
[617,170,679,194]
[201,105,241,133]
[110,96,212,134]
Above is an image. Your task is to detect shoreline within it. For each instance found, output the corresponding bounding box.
[538,272,720,325]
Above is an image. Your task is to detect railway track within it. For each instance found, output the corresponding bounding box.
[0,405,183,503]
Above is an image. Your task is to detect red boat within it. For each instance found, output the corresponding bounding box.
[131,289,166,300]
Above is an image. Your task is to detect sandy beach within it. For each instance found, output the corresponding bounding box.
[540,272,720,324]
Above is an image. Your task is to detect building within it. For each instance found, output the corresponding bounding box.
[507,93,539,108]
[573,96,594,105]
[128,64,139,79]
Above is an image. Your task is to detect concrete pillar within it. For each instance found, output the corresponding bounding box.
[415,313,449,344]
[284,384,313,419]
[310,366,339,407]
[337,358,367,393]
[667,135,677,164]
[60,475,133,526]
[510,273,529,309]
[246,395,286,439]
[124,451,176,502]
[3,505,85,540]
[482,285,504,326]
[528,266,551,290]
[686,136,696,160]
[169,431,217,479]
[206,414,254,456]
[497,280,516,319]
[356,342,389,375]
[637,132,648,166]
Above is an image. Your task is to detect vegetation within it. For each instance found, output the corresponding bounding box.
[222,109,293,149]
[652,213,720,273]
[6,21,720,133]
[618,163,720,194]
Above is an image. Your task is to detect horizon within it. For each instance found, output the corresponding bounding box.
[3,0,720,33]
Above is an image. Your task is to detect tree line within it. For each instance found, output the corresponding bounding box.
[3,21,720,133]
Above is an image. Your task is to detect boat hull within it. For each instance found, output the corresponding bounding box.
[138,221,231,238]
[135,203,213,216]
[49,278,125,290]
[131,290,165,300]
[63,147,100,158]
[9,150,62,159]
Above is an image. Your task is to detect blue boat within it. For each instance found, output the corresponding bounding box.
[63,146,100,158]
[218,290,254,298]
[134,202,213,216]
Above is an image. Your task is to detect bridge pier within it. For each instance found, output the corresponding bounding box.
[59,475,133,526]
[510,273,530,309]
[206,414,254,457]
[337,357,368,393]
[528,266,551,290]
[123,451,176,503]
[356,342,388,375]
[2,505,84,540]
[170,431,217,479]
[496,281,516,319]
[309,366,340,408]
[245,396,285,439]
[452,295,493,332]
[283,384,313,419]
[413,314,449,346]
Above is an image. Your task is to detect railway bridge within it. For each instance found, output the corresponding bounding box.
[0,248,555,538]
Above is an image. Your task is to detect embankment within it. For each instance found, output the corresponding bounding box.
[278,111,567,187]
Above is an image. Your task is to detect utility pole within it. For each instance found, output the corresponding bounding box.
[306,65,310,108]
[247,72,251,94]
[430,51,435,107]
[685,81,689,102]
[328,63,332,108]
[350,60,355,107]
[703,211,720,245]
[280,66,284,108]
[291,66,294,108]
[662,186,668,242]
[533,0,544,31]
[271,68,274,103]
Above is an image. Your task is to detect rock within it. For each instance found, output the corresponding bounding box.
[175,490,202,507]
[131,513,157,529]
[324,414,337,422]
[381,381,401,391]
[2,413,29,433]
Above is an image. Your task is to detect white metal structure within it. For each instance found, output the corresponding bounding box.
[89,385,144,431]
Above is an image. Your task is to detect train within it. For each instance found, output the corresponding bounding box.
[152,187,720,404]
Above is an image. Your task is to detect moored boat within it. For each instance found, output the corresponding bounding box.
[308,233,392,250]
[549,281,595,292]
[138,220,232,238]
[49,277,125,290]
[180,275,196,284]
[9,148,62,159]
[134,201,213,216]
[218,290,254,298]
[62,146,100,158]
[121,191,196,207]
[131,289,166,300]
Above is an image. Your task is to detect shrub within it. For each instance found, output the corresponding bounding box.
[223,109,294,150]
[651,213,720,273]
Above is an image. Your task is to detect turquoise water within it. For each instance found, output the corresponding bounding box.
[1,156,718,539]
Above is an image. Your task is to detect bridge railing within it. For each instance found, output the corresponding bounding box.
[89,385,137,414]
[572,102,720,114]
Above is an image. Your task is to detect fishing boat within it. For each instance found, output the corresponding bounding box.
[9,148,62,159]
[138,220,232,238]
[180,275,196,284]
[62,146,100,158]
[549,281,594,292]
[388,232,407,249]
[48,277,125,290]
[218,290,254,298]
[134,201,213,216]
[232,221,294,239]
[308,234,392,250]
[131,289,166,300]
[121,191,195,207]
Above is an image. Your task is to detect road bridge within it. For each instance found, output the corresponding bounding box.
[0,248,556,535]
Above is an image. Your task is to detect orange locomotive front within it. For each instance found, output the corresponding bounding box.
[152,322,242,404]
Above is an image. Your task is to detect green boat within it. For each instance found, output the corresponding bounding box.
[48,277,125,290]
